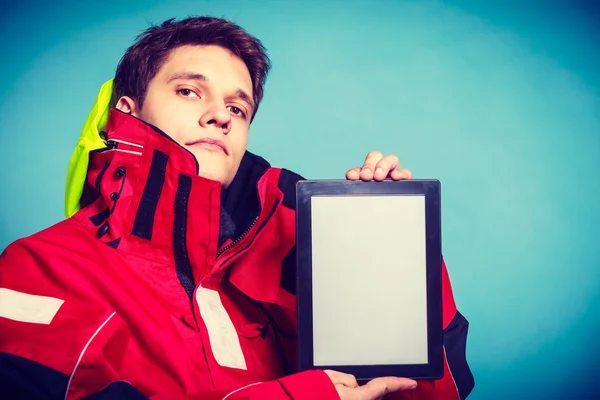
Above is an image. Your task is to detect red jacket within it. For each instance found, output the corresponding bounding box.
[0,110,474,399]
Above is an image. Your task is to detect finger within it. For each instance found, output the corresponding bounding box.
[359,377,418,399]
[373,154,400,181]
[390,168,413,181]
[346,167,362,181]
[324,370,359,388]
[360,151,383,181]
[335,385,360,400]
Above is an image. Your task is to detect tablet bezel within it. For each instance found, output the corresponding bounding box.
[295,179,443,380]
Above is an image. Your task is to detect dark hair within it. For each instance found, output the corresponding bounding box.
[112,16,271,121]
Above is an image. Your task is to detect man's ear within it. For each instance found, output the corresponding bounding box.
[115,96,140,117]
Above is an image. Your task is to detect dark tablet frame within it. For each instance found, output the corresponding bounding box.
[295,179,443,380]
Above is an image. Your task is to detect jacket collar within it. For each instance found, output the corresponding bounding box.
[73,109,281,291]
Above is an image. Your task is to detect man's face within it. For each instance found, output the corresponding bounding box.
[117,45,254,188]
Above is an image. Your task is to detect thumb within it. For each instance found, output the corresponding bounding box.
[358,377,418,399]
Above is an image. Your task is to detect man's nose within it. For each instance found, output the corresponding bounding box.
[199,105,232,134]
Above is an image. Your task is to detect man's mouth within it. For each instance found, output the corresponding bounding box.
[186,138,228,155]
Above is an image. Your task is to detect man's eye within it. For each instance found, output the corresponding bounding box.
[177,88,199,98]
[228,106,246,119]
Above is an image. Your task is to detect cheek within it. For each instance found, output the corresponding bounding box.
[231,131,249,157]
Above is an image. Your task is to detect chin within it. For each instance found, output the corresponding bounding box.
[193,153,236,187]
[196,169,228,185]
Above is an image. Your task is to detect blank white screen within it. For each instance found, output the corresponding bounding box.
[311,195,428,366]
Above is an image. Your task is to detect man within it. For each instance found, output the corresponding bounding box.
[0,17,474,399]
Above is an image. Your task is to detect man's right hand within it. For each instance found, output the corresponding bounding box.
[324,370,417,400]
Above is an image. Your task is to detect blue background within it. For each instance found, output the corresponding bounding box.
[1,1,599,398]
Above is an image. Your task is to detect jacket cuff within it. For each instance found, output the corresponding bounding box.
[279,369,339,400]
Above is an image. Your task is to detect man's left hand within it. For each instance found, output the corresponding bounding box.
[345,151,412,182]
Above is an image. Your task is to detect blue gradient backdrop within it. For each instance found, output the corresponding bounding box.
[1,1,599,399]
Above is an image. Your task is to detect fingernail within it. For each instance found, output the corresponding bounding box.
[375,167,383,175]
[410,382,417,389]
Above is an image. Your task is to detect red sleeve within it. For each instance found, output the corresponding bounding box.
[1,239,341,400]
[0,238,132,400]
[215,370,338,400]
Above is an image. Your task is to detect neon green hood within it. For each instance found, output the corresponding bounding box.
[64,79,113,218]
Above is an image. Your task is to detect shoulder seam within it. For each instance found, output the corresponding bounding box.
[64,311,117,400]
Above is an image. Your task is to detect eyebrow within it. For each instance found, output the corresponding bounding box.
[166,72,208,83]
[235,89,255,114]
[167,71,255,113]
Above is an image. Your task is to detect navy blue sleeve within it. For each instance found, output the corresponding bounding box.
[0,353,147,400]
[84,381,147,399]
[443,311,475,399]
[278,167,305,295]
[0,353,68,400]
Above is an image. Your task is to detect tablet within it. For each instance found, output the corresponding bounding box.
[295,179,443,380]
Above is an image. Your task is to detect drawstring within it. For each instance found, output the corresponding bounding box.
[254,300,295,375]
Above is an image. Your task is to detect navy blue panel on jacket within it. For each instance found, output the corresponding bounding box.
[84,381,147,399]
[0,353,147,400]
[277,167,305,295]
[443,311,475,399]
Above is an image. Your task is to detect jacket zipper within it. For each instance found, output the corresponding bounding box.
[215,197,281,261]
[216,215,259,258]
